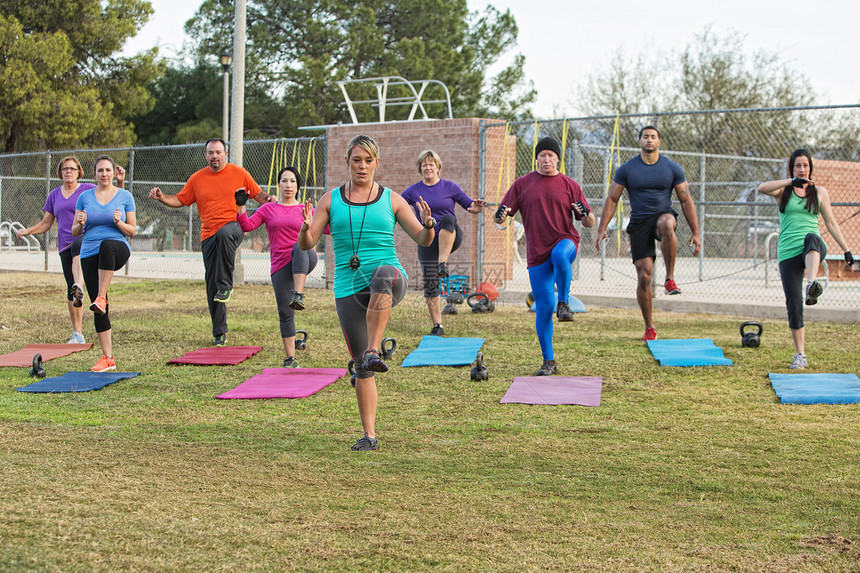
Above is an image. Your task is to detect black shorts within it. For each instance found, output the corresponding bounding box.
[627,210,678,262]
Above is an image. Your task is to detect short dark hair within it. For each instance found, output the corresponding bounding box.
[204,138,227,151]
[277,166,303,189]
[638,125,660,139]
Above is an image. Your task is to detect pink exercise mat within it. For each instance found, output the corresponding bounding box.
[500,376,603,406]
[167,346,262,365]
[0,343,93,367]
[216,367,349,399]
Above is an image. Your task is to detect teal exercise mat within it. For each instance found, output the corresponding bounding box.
[401,336,485,367]
[530,295,586,313]
[646,338,733,367]
[769,373,860,405]
[17,371,140,393]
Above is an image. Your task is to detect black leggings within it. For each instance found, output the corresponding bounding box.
[58,236,83,300]
[417,214,462,297]
[335,265,407,379]
[778,233,827,330]
[81,240,130,333]
[270,244,318,338]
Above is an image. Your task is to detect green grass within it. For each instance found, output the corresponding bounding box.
[1,272,858,571]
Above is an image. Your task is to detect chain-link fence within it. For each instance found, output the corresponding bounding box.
[478,105,860,308]
[0,136,327,285]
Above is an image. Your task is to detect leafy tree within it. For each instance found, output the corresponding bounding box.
[0,0,162,152]
[181,0,534,136]
[575,27,815,155]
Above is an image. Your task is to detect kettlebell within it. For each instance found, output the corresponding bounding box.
[442,303,458,315]
[347,359,356,387]
[470,352,489,381]
[381,337,397,360]
[30,353,46,378]
[740,321,763,348]
[295,329,308,350]
[446,292,465,305]
[467,292,495,314]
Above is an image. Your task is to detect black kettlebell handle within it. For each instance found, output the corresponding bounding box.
[739,321,763,336]
[30,353,46,378]
[381,337,397,359]
[295,329,308,342]
[475,351,483,370]
[467,292,489,309]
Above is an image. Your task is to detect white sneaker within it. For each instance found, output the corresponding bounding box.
[67,331,85,344]
[789,353,808,370]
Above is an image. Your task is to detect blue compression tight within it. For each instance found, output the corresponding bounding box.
[527,239,578,361]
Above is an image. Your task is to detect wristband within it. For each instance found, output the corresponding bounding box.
[791,177,808,188]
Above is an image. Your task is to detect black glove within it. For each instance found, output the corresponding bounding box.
[234,188,249,206]
[494,204,508,223]
[791,177,808,188]
[845,251,855,266]
[574,201,590,218]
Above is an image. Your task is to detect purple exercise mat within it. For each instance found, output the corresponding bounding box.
[216,367,349,399]
[500,376,602,406]
[168,346,262,365]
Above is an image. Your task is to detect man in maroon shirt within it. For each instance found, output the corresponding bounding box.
[495,137,595,375]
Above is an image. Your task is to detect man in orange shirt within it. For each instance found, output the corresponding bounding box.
[149,138,273,346]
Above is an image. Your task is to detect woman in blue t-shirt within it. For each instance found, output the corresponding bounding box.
[401,150,484,336]
[17,156,124,344]
[72,156,136,373]
[298,135,435,452]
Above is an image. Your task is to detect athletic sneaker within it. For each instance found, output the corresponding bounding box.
[67,331,85,344]
[360,349,389,373]
[556,301,574,322]
[430,324,444,336]
[790,353,808,370]
[71,284,84,308]
[289,291,305,310]
[91,355,116,373]
[213,289,232,303]
[437,261,449,278]
[535,359,557,376]
[805,281,823,306]
[664,279,681,295]
[90,295,107,314]
[350,436,379,451]
[283,356,300,368]
[642,327,658,341]
[213,334,227,347]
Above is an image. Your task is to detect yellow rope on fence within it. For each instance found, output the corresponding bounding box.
[605,115,624,250]
[559,119,569,176]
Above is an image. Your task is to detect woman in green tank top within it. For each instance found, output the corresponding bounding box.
[297,135,436,451]
[758,148,853,370]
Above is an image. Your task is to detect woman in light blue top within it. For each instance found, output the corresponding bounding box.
[298,134,435,452]
[72,156,136,373]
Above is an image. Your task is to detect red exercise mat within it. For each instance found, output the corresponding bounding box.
[216,367,348,399]
[167,346,263,365]
[0,343,93,367]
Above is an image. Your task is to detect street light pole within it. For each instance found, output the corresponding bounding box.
[220,50,233,143]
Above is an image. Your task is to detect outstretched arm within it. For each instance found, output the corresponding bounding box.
[818,186,852,253]
[16,211,56,239]
[675,181,701,256]
[149,187,184,208]
[595,182,625,252]
[297,193,331,250]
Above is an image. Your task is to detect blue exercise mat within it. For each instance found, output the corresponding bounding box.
[769,373,860,405]
[17,371,140,393]
[530,294,587,313]
[646,338,733,367]
[401,336,485,367]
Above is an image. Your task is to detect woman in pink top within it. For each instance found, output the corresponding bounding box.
[236,166,317,367]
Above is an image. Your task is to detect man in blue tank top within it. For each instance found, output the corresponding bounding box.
[595,126,701,342]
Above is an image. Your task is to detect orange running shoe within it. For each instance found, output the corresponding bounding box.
[91,355,116,372]
[90,295,107,314]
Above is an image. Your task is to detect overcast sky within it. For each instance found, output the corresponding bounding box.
[123,0,860,117]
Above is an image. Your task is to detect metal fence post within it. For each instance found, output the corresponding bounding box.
[699,151,705,280]
[44,152,51,271]
[477,120,487,286]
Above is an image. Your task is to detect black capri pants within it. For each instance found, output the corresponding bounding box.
[779,233,828,330]
[270,243,318,338]
[335,265,408,379]
[58,235,83,300]
[81,239,130,333]
[417,214,462,298]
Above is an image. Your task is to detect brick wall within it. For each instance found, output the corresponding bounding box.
[322,119,516,292]
[814,159,860,280]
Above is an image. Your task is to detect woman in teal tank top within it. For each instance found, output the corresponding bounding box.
[758,149,853,370]
[298,134,436,452]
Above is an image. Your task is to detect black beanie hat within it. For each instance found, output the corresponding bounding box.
[535,137,561,159]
